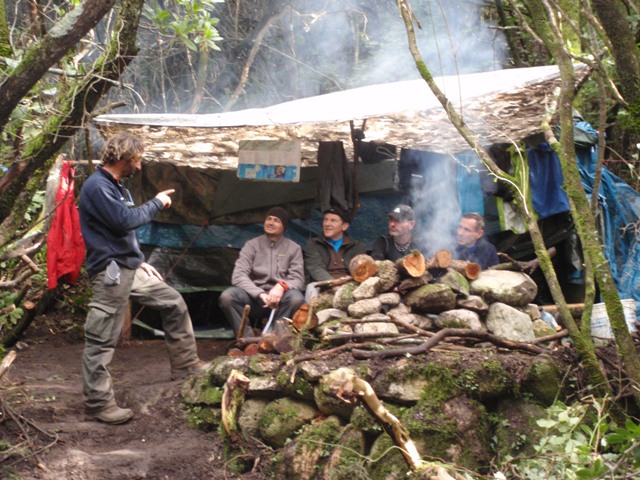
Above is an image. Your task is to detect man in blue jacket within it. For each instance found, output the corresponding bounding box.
[454,212,499,270]
[79,133,209,425]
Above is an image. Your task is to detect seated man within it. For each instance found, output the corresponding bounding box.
[219,207,305,338]
[304,207,366,300]
[371,204,422,261]
[455,212,499,269]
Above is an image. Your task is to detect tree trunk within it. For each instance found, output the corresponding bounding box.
[396,0,615,399]
[0,0,144,241]
[592,0,640,133]
[0,0,117,134]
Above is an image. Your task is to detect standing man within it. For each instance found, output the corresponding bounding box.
[455,212,499,269]
[219,207,305,338]
[371,204,422,261]
[303,207,366,300]
[79,133,209,425]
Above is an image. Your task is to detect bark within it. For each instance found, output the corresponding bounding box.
[448,259,481,280]
[0,0,117,134]
[0,0,12,61]
[592,0,640,132]
[0,0,144,239]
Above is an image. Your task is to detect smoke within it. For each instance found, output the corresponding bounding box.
[288,0,508,92]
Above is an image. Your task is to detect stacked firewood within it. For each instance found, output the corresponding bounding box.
[225,248,547,358]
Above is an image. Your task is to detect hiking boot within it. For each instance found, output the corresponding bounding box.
[86,404,134,425]
[170,359,212,381]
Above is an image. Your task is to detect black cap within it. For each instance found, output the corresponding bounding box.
[323,206,350,223]
[266,207,288,230]
[387,204,415,222]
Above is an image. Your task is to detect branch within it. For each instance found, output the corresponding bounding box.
[352,328,547,359]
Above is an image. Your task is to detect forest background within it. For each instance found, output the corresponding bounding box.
[2,1,640,478]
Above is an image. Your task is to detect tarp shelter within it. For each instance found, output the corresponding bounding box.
[92,64,640,316]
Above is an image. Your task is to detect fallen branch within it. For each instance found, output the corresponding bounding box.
[324,368,423,470]
[0,350,17,379]
[531,329,569,344]
[494,246,557,275]
[288,342,370,364]
[315,275,352,291]
[352,328,547,359]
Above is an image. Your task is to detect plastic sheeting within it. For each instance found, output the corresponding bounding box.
[573,130,640,310]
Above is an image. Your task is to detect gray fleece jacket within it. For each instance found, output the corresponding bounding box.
[231,234,304,298]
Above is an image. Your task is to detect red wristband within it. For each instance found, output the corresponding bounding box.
[278,281,289,291]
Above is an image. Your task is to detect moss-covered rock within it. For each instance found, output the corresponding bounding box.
[209,356,248,385]
[403,396,492,472]
[520,354,566,406]
[333,281,359,310]
[404,283,457,313]
[276,366,315,400]
[366,433,409,480]
[454,357,515,401]
[314,375,356,420]
[282,415,344,479]
[321,424,368,480]
[492,397,547,460]
[184,404,220,431]
[375,360,461,405]
[181,377,224,405]
[238,398,269,438]
[258,397,318,448]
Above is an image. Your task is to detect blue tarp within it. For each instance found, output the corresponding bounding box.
[573,128,640,309]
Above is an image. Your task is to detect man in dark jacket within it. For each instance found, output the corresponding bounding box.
[454,212,499,269]
[371,204,423,261]
[219,207,305,338]
[303,207,365,300]
[79,133,209,425]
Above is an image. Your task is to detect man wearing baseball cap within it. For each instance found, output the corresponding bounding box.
[303,206,365,300]
[371,204,423,261]
[219,206,305,337]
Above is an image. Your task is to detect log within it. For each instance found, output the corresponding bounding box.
[315,275,353,291]
[424,249,452,269]
[348,254,378,282]
[448,259,481,280]
[395,250,426,278]
[258,334,278,353]
[243,343,260,356]
[236,304,251,340]
[291,304,318,331]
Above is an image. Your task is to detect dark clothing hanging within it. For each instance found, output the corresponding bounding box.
[316,141,352,213]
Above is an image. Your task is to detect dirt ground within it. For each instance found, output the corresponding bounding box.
[0,311,252,480]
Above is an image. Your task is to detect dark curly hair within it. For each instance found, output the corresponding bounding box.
[101,133,144,165]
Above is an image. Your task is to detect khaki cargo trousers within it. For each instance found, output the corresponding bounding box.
[82,266,198,412]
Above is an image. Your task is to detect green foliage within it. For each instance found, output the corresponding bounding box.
[0,290,24,333]
[144,0,224,52]
[498,398,640,479]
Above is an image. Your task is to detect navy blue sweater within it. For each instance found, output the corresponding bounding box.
[454,237,499,270]
[79,166,164,278]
